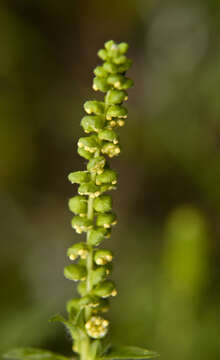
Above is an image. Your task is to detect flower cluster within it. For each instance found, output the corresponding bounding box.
[64,40,133,352]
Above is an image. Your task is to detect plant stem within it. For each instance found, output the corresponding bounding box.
[80,335,90,360]
[86,195,94,298]
[81,195,94,360]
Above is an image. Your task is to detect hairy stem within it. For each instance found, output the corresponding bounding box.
[86,196,94,295]
[80,335,90,360]
[82,196,94,360]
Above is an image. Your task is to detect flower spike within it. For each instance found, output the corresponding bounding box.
[66,40,133,358]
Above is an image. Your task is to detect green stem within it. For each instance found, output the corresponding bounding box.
[80,196,94,360]
[85,247,93,321]
[85,196,94,320]
[80,335,90,360]
[86,195,94,292]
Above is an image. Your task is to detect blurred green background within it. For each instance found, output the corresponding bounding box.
[1,0,220,359]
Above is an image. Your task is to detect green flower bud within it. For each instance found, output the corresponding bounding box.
[118,42,129,54]
[99,183,116,193]
[101,142,121,158]
[98,129,119,144]
[85,316,109,339]
[84,101,105,115]
[113,55,127,65]
[93,280,117,298]
[71,216,93,233]
[94,66,108,78]
[87,227,107,246]
[119,78,134,90]
[117,59,133,73]
[91,267,107,286]
[78,182,100,198]
[108,46,121,59]
[96,212,117,228]
[77,258,86,266]
[93,298,110,313]
[104,40,115,51]
[67,242,89,260]
[68,196,88,216]
[68,171,90,184]
[95,169,117,185]
[77,146,93,160]
[105,89,128,105]
[77,280,87,296]
[106,105,128,120]
[107,74,133,90]
[64,264,87,281]
[107,74,124,86]
[103,62,118,74]
[93,195,112,213]
[78,135,100,153]
[81,115,105,133]
[78,295,100,308]
[103,262,113,276]
[87,156,106,174]
[97,49,108,61]
[94,249,113,265]
[93,77,110,92]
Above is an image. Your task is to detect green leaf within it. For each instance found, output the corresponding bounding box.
[3,348,69,360]
[49,314,76,339]
[73,308,84,329]
[101,345,159,359]
[49,313,67,324]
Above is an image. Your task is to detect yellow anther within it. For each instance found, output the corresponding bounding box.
[97,169,104,175]
[94,191,101,197]
[118,120,125,127]
[69,254,77,260]
[79,213,86,218]
[102,320,109,328]
[111,289,117,297]
[96,258,105,265]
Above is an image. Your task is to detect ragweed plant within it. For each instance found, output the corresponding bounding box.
[4,41,158,360]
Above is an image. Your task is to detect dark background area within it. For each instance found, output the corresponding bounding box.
[1,0,220,359]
